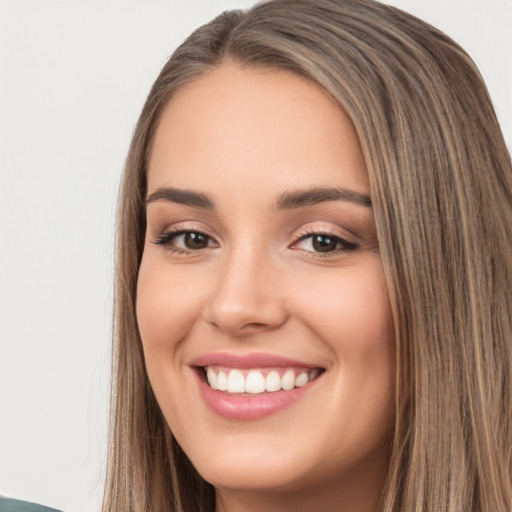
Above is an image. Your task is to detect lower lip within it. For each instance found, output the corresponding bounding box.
[194,370,319,420]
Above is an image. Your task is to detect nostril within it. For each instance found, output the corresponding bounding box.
[206,313,287,338]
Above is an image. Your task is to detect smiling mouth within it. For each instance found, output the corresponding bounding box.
[202,366,323,395]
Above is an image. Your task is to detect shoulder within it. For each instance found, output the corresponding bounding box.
[0,497,63,512]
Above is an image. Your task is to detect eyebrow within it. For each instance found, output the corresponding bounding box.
[277,187,372,209]
[146,187,214,209]
[145,186,372,210]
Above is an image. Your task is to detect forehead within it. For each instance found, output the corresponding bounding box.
[148,63,369,199]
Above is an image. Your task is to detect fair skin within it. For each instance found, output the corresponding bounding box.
[137,63,396,512]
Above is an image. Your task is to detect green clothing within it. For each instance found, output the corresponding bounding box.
[0,497,63,512]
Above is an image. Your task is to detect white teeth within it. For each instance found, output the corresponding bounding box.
[281,369,295,390]
[265,371,281,392]
[206,367,322,394]
[245,370,266,393]
[226,369,245,393]
[295,372,309,387]
[206,367,217,388]
[217,370,228,391]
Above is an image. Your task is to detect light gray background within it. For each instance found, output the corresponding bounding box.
[1,1,510,511]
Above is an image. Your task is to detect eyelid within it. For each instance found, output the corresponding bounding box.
[152,221,218,240]
[151,223,220,253]
[150,222,359,257]
[153,229,216,245]
[289,225,359,255]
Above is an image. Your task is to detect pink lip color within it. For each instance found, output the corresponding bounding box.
[190,352,322,421]
[190,352,317,369]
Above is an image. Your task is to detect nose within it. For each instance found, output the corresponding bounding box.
[204,244,288,338]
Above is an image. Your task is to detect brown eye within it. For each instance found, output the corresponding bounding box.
[312,235,339,253]
[293,232,359,255]
[153,230,218,252]
[183,232,209,249]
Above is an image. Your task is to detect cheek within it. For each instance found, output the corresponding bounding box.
[136,256,205,352]
[290,259,396,427]
[136,257,204,416]
[291,260,394,356]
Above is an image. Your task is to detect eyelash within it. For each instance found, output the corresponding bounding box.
[152,229,216,255]
[152,227,359,257]
[291,227,359,257]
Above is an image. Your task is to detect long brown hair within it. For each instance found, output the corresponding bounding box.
[103,1,512,510]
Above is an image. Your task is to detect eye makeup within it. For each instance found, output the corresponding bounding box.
[151,223,361,260]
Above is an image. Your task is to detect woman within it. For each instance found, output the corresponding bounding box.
[103,0,512,510]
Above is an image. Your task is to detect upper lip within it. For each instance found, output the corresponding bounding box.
[190,352,322,369]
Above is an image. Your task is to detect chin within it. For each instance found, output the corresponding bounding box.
[197,456,315,494]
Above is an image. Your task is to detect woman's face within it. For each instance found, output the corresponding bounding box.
[137,64,395,507]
